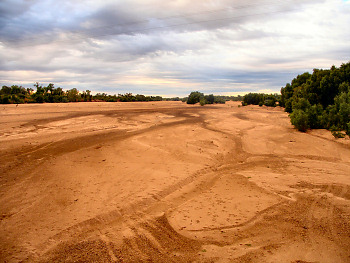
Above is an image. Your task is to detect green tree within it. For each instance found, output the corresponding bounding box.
[187,91,204,104]
[67,88,80,102]
[290,109,309,132]
[34,82,44,94]
[205,94,215,104]
[281,62,350,136]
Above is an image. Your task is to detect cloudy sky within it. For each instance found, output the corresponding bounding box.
[0,0,349,96]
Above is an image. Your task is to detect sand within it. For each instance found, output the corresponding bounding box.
[0,101,349,263]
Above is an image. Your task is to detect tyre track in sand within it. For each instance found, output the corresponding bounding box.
[1,102,350,263]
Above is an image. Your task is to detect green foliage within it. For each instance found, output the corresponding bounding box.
[185,92,233,105]
[187,91,204,104]
[67,88,79,102]
[213,96,226,104]
[242,93,279,107]
[281,62,350,137]
[243,93,264,105]
[263,94,277,107]
[293,98,311,111]
[331,130,346,138]
[290,109,309,132]
[34,94,44,103]
[163,97,180,101]
[93,92,163,102]
[0,95,10,104]
[1,85,31,103]
[205,94,215,104]
[0,83,166,104]
[1,84,242,105]
[307,104,323,129]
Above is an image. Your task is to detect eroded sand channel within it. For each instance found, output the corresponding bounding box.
[1,101,349,263]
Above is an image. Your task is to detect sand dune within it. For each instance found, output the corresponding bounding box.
[1,101,349,262]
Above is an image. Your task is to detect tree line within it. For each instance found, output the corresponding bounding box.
[280,62,350,136]
[0,83,165,104]
[241,93,281,107]
[184,91,242,105]
[0,83,244,105]
[93,93,163,102]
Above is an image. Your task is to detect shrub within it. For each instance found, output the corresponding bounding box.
[285,99,293,113]
[332,130,346,138]
[34,94,44,103]
[205,94,214,104]
[214,96,226,104]
[187,91,204,104]
[290,109,309,132]
[0,95,10,104]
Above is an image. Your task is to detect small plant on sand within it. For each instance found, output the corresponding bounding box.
[331,130,346,138]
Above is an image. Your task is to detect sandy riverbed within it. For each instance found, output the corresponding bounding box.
[1,101,349,262]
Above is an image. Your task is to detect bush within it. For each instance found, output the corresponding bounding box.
[281,63,350,135]
[293,98,311,111]
[205,94,214,104]
[214,96,226,104]
[0,95,10,104]
[307,104,323,129]
[285,99,293,113]
[34,94,44,103]
[332,130,346,138]
[290,109,309,132]
[264,99,276,107]
[187,91,204,104]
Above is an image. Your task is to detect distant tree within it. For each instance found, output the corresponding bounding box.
[34,94,44,103]
[187,91,204,104]
[242,93,279,106]
[67,88,80,102]
[0,95,10,104]
[34,82,44,94]
[0,86,11,95]
[263,94,277,107]
[243,93,264,105]
[86,90,92,101]
[214,96,226,104]
[205,94,215,104]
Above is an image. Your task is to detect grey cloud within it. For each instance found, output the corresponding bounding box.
[1,0,315,46]
[1,0,347,97]
[0,0,36,22]
[77,0,321,39]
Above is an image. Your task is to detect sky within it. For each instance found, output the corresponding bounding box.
[0,0,349,97]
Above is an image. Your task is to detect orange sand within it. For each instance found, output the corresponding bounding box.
[1,101,349,262]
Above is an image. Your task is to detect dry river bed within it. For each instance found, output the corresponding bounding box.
[0,101,349,263]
